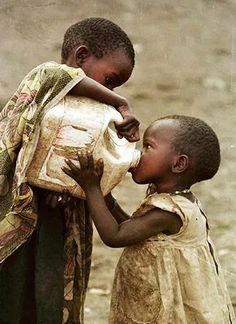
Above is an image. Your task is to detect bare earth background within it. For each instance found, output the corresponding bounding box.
[0,0,236,322]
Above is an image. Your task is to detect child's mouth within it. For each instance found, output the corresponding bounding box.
[128,167,135,174]
[128,167,138,178]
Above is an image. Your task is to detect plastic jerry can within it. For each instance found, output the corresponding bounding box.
[26,96,140,199]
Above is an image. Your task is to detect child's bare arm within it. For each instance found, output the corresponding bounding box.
[104,193,130,224]
[86,188,181,247]
[62,152,182,248]
[70,76,140,142]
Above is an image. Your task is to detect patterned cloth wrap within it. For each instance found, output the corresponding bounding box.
[0,62,93,323]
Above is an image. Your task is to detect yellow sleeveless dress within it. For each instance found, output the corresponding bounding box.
[109,193,235,324]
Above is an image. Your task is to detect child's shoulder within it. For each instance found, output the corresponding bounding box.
[26,61,84,79]
[132,193,178,218]
[135,193,197,224]
[27,61,59,74]
[136,193,207,243]
[142,192,184,213]
[21,61,85,90]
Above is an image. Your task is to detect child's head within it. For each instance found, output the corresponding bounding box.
[131,115,221,191]
[61,17,135,89]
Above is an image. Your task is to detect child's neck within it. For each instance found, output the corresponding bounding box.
[147,178,195,202]
[154,181,192,195]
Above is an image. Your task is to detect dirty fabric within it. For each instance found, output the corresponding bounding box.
[109,193,235,324]
[0,62,93,323]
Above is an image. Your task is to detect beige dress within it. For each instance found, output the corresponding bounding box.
[109,193,235,324]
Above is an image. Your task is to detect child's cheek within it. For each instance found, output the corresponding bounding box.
[132,159,145,179]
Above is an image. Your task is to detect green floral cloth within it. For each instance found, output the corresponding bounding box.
[0,62,93,323]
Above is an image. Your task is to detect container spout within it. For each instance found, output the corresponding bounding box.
[130,149,141,168]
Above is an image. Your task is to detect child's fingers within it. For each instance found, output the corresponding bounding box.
[45,192,60,208]
[77,150,89,169]
[95,158,104,178]
[118,123,140,135]
[117,133,123,139]
[87,150,95,169]
[45,191,57,206]
[115,118,140,131]
[117,129,140,142]
[119,121,140,137]
[115,122,139,136]
[115,116,140,142]
[127,130,140,142]
[62,189,71,205]
[62,166,76,179]
[65,159,78,172]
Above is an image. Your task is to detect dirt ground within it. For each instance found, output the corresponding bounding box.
[0,0,236,322]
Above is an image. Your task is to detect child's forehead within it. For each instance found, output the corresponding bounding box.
[144,119,179,141]
[104,49,133,67]
[101,49,133,80]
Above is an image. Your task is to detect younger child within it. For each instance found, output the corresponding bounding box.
[63,115,235,323]
[0,17,139,324]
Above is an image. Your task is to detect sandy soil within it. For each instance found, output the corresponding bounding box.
[0,0,236,322]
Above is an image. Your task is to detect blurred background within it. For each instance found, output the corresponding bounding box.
[0,0,236,322]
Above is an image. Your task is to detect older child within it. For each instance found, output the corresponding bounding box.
[0,18,139,324]
[63,115,235,323]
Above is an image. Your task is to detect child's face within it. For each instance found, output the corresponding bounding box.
[80,49,133,90]
[130,119,178,185]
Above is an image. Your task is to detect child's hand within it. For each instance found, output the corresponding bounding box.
[115,104,140,142]
[45,189,75,208]
[71,77,140,141]
[62,151,104,192]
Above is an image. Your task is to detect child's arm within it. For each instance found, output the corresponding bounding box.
[62,152,182,248]
[104,193,130,224]
[70,76,140,142]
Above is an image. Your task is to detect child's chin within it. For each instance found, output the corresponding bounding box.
[132,174,146,184]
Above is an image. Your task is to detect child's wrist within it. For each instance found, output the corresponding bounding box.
[115,97,129,111]
[117,104,132,119]
[84,184,101,196]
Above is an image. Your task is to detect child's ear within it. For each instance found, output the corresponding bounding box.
[75,46,91,66]
[172,154,189,174]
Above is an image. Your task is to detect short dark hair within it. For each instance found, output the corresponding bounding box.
[158,115,221,182]
[61,17,135,66]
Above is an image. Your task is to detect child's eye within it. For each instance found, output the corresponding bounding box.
[105,76,113,86]
[144,144,152,150]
